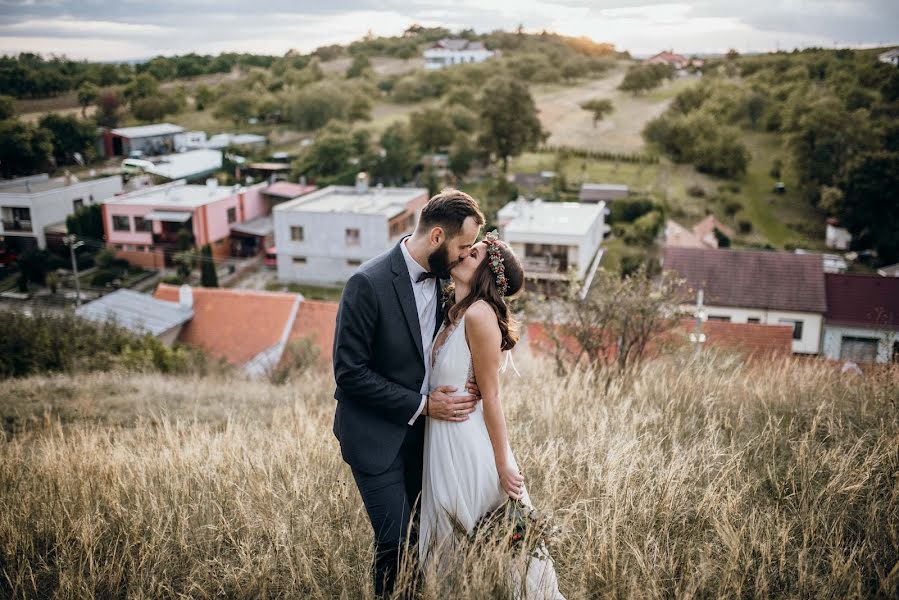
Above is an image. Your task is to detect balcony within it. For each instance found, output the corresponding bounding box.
[1,219,33,233]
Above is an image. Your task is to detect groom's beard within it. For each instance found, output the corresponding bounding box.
[428,242,458,279]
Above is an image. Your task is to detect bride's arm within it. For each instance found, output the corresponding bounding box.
[466,300,526,500]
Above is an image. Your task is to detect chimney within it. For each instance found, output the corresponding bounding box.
[299,175,307,186]
[206,178,218,194]
[25,180,32,193]
[178,284,193,309]
[355,172,369,194]
[64,170,72,186]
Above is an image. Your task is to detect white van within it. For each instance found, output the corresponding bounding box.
[121,158,155,176]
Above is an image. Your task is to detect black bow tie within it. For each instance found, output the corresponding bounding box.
[416,271,437,283]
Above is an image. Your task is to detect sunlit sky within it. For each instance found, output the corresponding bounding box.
[0,1,896,61]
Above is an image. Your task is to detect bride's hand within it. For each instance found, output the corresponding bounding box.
[497,463,525,500]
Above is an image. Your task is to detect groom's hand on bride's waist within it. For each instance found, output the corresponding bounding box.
[425,385,479,422]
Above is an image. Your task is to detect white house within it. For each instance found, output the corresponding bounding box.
[497,197,607,288]
[662,246,828,354]
[423,39,494,70]
[821,273,899,364]
[878,48,899,66]
[0,172,123,251]
[273,174,428,286]
[825,217,852,250]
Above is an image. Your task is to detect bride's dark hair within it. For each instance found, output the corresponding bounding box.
[444,240,524,351]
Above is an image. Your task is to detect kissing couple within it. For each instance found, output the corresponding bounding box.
[333,189,564,598]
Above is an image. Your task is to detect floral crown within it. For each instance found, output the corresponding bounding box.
[484,230,509,296]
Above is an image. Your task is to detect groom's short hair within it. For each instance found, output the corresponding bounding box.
[417,188,485,238]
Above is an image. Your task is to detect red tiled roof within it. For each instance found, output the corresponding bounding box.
[264,181,318,199]
[154,284,299,366]
[287,299,339,365]
[824,273,899,331]
[662,247,827,313]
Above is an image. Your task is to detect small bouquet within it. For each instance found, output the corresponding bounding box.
[448,498,561,560]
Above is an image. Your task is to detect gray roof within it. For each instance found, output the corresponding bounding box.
[111,123,185,139]
[76,289,193,336]
[231,215,273,236]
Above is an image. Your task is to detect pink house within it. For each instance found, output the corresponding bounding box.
[101,179,271,268]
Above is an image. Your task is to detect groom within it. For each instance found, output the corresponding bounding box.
[332,189,486,596]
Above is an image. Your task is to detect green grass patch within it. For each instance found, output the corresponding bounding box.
[265,281,344,302]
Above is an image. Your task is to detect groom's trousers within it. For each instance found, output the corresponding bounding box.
[350,419,425,598]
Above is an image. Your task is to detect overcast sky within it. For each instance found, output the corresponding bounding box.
[1,1,896,61]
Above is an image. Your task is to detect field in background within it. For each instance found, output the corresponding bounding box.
[1,353,896,598]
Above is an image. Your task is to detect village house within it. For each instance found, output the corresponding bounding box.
[665,215,735,249]
[878,48,899,66]
[273,173,428,286]
[0,172,123,252]
[75,288,193,346]
[877,263,899,277]
[423,38,495,70]
[101,123,185,158]
[662,247,827,354]
[579,183,629,203]
[497,197,607,290]
[821,273,899,364]
[152,284,338,376]
[101,179,270,268]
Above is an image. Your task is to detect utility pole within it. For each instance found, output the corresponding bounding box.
[689,288,706,359]
[63,234,84,306]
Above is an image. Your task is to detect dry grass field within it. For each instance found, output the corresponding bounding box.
[1,351,897,599]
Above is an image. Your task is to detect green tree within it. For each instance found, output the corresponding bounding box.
[77,82,99,117]
[292,122,355,182]
[476,76,545,172]
[0,120,53,178]
[449,134,475,177]
[579,98,614,127]
[37,113,96,166]
[375,122,417,184]
[123,73,160,105]
[214,92,256,127]
[618,63,672,95]
[0,95,16,120]
[67,204,104,240]
[346,54,371,78]
[834,151,899,264]
[410,107,455,152]
[200,244,219,287]
[194,84,215,111]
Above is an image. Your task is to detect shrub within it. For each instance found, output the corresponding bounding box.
[608,197,656,224]
[724,200,744,217]
[686,184,706,198]
[738,219,753,234]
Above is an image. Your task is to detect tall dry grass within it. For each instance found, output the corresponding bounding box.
[0,352,897,599]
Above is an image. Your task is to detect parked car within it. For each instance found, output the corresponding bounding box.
[0,247,17,268]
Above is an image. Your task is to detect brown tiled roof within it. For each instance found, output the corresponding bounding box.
[824,273,899,331]
[662,247,827,313]
[526,319,792,361]
[154,284,299,366]
[287,299,339,364]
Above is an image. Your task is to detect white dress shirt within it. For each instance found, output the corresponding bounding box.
[400,237,438,425]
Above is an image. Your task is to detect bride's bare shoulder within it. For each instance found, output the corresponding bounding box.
[464,300,500,338]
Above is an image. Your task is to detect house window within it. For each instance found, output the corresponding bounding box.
[89,194,94,203]
[290,226,304,241]
[707,315,731,322]
[840,336,878,363]
[347,259,362,267]
[292,256,307,265]
[134,216,152,232]
[112,215,130,232]
[73,198,84,211]
[779,319,803,340]
[747,317,761,324]
[227,207,237,224]
[346,228,361,246]
[136,245,146,252]
[113,244,123,250]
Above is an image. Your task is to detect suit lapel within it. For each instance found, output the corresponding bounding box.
[433,279,445,338]
[391,239,425,363]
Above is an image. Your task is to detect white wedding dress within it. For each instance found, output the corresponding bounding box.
[419,313,565,599]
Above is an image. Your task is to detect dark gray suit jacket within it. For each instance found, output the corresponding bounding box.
[332,237,444,475]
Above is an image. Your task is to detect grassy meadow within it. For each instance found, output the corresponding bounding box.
[1,352,897,599]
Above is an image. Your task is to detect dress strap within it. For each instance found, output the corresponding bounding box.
[499,350,521,377]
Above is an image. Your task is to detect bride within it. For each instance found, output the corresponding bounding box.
[419,230,565,599]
